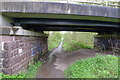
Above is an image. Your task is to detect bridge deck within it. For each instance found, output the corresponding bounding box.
[0,2,120,32]
[1,2,119,19]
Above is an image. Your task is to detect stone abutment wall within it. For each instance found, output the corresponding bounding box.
[94,33,120,53]
[0,27,48,75]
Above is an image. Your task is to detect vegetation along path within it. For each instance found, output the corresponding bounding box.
[36,49,98,78]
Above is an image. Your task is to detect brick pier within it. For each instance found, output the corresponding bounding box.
[94,33,120,53]
[0,27,48,75]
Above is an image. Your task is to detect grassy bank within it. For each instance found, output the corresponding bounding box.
[0,61,42,78]
[64,54,118,78]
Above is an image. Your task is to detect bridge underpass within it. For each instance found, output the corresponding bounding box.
[0,2,120,75]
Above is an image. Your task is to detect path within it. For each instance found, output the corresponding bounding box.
[36,49,98,78]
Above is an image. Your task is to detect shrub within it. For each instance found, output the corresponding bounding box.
[64,54,118,78]
[63,40,93,52]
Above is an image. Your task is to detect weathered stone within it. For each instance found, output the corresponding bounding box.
[1,34,48,75]
[0,58,3,63]
[0,51,3,58]
[2,68,12,75]
[94,33,120,53]
[3,43,8,50]
[3,59,10,68]
[12,49,18,57]
[0,63,3,68]
[1,51,8,58]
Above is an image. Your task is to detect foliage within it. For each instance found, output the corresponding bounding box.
[64,54,118,78]
[63,40,93,52]
[46,31,96,51]
[25,61,42,78]
[63,32,96,45]
[48,32,62,50]
[0,61,42,79]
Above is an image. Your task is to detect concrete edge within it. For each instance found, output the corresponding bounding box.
[0,26,48,37]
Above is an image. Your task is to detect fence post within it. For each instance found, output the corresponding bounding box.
[106,0,108,6]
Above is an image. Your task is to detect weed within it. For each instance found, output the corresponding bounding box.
[64,55,118,78]
[0,61,42,78]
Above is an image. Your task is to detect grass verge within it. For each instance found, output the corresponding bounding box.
[0,61,42,78]
[64,54,118,78]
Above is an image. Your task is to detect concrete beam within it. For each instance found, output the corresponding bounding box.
[0,14,13,27]
[1,2,120,22]
[0,15,47,36]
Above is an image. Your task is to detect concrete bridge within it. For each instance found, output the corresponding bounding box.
[0,1,120,75]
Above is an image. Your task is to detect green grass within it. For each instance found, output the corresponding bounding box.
[25,61,42,78]
[64,54,118,78]
[0,61,42,78]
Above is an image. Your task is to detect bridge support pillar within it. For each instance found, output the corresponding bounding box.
[0,26,48,75]
[94,33,120,53]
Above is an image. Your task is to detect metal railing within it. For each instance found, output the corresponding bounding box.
[71,0,120,7]
[1,0,120,7]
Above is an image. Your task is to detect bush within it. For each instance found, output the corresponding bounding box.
[63,40,93,52]
[0,61,42,79]
[64,54,118,78]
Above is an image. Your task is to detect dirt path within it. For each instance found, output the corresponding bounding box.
[36,49,99,78]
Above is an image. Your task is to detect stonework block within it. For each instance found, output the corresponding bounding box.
[10,57,22,66]
[0,51,3,58]
[1,50,14,59]
[1,51,9,58]
[12,49,18,57]
[2,68,12,75]
[0,58,3,63]
[3,59,10,68]
[11,63,20,73]
[3,43,9,50]
[1,35,48,74]
[94,34,120,53]
[2,36,13,42]
[0,63,3,68]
